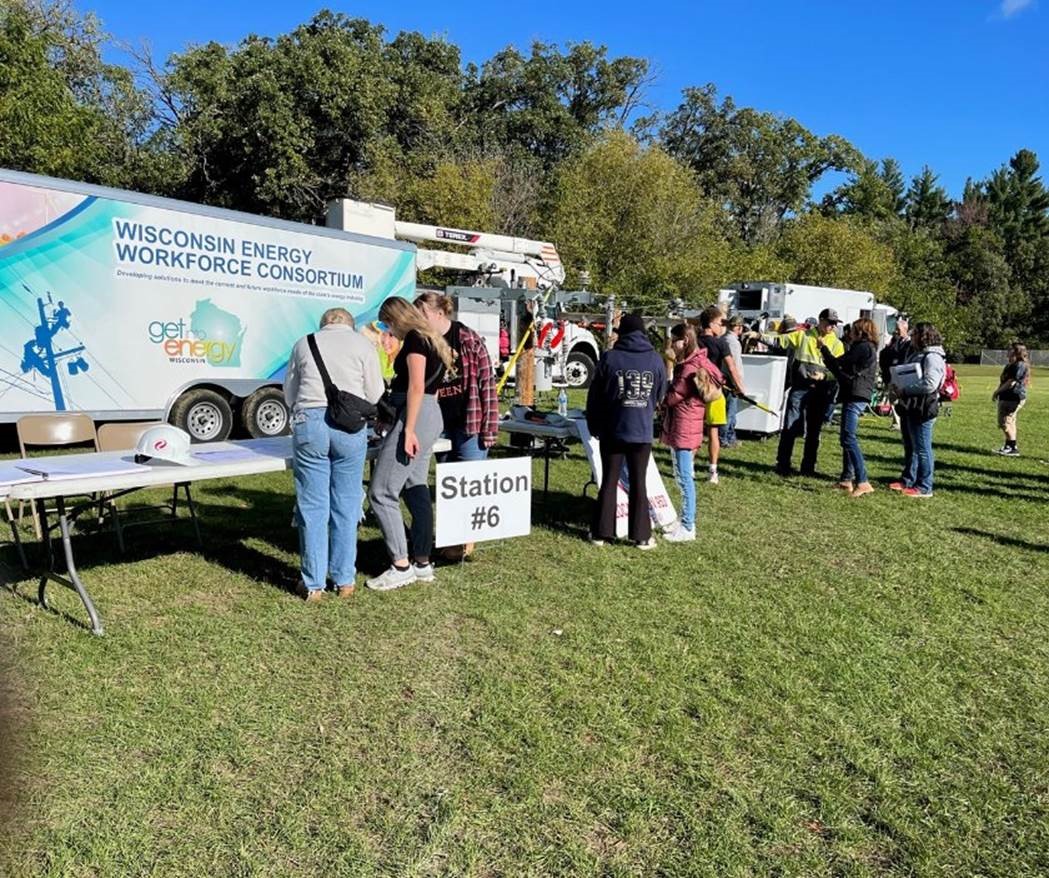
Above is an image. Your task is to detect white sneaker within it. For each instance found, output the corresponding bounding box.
[589,534,607,546]
[636,537,657,550]
[708,470,719,484]
[366,565,416,591]
[413,563,436,582]
[663,525,696,543]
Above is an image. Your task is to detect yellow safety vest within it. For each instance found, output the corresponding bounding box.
[760,327,844,381]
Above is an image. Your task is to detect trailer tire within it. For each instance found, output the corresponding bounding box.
[565,350,596,388]
[169,389,233,443]
[241,387,290,438]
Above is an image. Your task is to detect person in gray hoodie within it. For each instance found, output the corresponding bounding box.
[890,322,946,498]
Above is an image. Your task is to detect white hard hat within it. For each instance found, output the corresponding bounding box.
[135,425,198,466]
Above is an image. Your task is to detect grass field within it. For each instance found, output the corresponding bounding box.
[1,364,1048,877]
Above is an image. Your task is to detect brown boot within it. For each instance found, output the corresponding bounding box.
[337,584,355,599]
[850,482,875,498]
[836,480,854,492]
[296,582,324,603]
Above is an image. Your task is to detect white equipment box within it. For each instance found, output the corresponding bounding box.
[735,354,788,435]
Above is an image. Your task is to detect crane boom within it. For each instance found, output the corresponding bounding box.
[325,198,564,286]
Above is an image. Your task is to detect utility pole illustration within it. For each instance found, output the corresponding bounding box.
[19,285,89,411]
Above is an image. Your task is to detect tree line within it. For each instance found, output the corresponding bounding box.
[3,1,1047,351]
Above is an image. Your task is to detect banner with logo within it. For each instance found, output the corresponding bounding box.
[0,173,415,416]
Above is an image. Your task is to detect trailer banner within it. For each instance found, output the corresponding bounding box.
[0,178,414,415]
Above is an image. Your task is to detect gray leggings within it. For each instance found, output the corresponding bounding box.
[369,394,443,562]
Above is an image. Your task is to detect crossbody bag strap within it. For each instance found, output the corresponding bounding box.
[306,333,336,393]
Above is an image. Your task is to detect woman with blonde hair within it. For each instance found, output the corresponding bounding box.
[819,318,879,497]
[993,342,1031,456]
[366,296,457,591]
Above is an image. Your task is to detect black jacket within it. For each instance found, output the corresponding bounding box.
[586,330,668,443]
[821,339,877,402]
[878,336,911,385]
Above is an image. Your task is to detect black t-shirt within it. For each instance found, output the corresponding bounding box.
[436,322,467,427]
[698,334,731,373]
[390,329,445,394]
[999,361,1028,402]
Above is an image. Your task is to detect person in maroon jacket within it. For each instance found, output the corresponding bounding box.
[660,323,720,542]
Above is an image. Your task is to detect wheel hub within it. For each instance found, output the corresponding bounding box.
[256,400,288,435]
[187,402,223,441]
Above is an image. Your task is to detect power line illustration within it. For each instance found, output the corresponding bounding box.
[18,284,89,411]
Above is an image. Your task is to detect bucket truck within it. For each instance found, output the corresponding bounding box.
[326,199,602,386]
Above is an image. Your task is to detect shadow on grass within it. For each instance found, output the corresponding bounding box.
[952,526,1049,554]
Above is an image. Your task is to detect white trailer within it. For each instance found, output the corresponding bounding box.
[718,281,898,340]
[0,170,416,440]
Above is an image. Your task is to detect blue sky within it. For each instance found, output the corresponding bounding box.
[84,0,1047,199]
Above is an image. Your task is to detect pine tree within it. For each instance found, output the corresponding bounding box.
[904,166,951,230]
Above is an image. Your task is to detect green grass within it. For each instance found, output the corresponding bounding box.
[2,365,1048,876]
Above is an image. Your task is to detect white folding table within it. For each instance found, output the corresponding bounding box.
[6,434,450,635]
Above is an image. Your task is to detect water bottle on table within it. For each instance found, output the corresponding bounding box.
[557,388,568,417]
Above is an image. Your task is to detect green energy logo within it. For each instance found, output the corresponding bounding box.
[148,299,245,367]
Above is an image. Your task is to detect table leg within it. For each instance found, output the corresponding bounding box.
[37,497,104,636]
[8,508,28,570]
[543,438,553,501]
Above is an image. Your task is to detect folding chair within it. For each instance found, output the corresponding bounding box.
[96,422,202,552]
[16,413,99,539]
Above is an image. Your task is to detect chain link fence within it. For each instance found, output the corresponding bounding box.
[980,349,1049,366]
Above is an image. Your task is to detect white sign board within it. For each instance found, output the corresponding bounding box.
[435,457,532,547]
[890,361,923,392]
[573,420,678,537]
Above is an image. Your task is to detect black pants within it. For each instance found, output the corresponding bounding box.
[592,439,652,543]
[404,484,433,562]
[777,383,832,474]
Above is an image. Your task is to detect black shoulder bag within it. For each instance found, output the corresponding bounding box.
[306,333,381,434]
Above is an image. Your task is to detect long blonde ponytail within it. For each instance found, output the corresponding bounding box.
[379,296,458,377]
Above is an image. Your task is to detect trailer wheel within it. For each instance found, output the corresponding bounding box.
[241,387,290,438]
[170,389,233,443]
[565,351,596,388]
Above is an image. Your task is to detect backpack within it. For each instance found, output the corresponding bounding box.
[692,354,725,404]
[939,364,960,402]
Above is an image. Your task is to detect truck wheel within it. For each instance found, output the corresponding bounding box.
[169,389,233,443]
[241,387,290,438]
[565,351,596,388]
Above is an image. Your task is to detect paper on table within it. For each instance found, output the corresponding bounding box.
[0,464,42,488]
[191,448,267,464]
[14,456,149,480]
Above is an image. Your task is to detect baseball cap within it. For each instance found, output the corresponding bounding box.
[819,308,841,324]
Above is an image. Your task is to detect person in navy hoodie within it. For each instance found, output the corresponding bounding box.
[586,314,668,549]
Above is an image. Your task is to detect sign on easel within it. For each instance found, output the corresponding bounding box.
[573,420,678,537]
[435,457,532,547]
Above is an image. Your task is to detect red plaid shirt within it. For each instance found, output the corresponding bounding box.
[456,323,500,448]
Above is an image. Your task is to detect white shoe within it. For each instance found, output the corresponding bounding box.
[663,525,696,543]
[366,565,416,591]
[589,533,608,546]
[413,563,436,582]
[708,470,719,484]
[636,537,657,550]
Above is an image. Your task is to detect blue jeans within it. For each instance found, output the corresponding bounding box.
[901,414,936,494]
[719,394,739,446]
[671,448,696,531]
[292,408,368,590]
[839,400,868,483]
[443,428,488,462]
